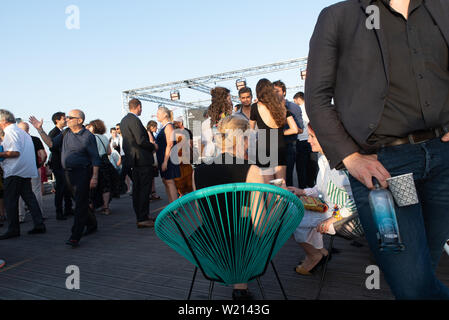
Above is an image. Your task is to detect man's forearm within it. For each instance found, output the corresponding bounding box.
[36,129,53,148]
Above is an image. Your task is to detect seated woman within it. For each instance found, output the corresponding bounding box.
[289,124,357,275]
[194,115,265,301]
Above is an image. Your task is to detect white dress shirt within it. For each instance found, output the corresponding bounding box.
[297,103,310,141]
[1,123,38,179]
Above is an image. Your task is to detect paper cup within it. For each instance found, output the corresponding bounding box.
[387,173,419,207]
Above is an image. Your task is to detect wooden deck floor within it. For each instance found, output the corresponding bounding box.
[1,179,448,300]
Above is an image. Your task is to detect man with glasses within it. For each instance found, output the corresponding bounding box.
[30,110,101,248]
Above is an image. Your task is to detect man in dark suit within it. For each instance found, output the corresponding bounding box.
[306,0,449,299]
[48,112,72,220]
[120,99,156,228]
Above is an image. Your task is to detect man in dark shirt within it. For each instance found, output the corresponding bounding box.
[30,109,101,247]
[48,112,72,220]
[307,0,449,299]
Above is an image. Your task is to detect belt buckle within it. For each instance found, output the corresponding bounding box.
[408,134,416,145]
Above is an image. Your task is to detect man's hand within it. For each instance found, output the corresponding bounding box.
[29,116,44,131]
[90,177,98,189]
[442,132,449,143]
[343,152,391,190]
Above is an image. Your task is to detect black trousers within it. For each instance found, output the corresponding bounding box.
[53,168,73,215]
[65,168,97,241]
[296,140,316,189]
[4,176,45,234]
[286,141,297,187]
[120,155,132,190]
[131,166,153,223]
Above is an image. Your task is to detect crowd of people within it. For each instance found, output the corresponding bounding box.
[0,78,324,295]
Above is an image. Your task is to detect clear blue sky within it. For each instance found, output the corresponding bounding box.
[0,0,338,134]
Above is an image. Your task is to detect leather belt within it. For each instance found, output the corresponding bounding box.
[383,127,448,148]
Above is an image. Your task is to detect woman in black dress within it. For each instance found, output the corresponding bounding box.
[249,78,299,184]
[156,106,180,204]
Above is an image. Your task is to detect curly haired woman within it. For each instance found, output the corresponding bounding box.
[201,87,233,161]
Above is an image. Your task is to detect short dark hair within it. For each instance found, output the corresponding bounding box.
[129,99,142,110]
[273,80,287,94]
[293,92,305,101]
[89,119,106,135]
[110,128,116,133]
[238,87,253,97]
[116,123,120,127]
[52,112,65,125]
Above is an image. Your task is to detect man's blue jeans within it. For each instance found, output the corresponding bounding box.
[349,138,449,300]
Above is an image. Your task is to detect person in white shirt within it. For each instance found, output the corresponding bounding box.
[200,87,233,162]
[115,123,132,194]
[0,110,46,240]
[17,122,47,222]
[289,124,357,275]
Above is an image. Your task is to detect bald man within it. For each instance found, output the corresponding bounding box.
[30,110,101,247]
[17,122,47,222]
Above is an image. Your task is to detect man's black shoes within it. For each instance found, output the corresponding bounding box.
[0,232,20,240]
[28,226,46,235]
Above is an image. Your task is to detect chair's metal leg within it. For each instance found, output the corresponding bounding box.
[271,261,288,300]
[315,235,335,300]
[208,281,215,300]
[256,277,266,300]
[187,267,198,300]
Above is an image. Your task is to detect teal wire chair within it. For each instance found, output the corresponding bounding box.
[155,183,304,300]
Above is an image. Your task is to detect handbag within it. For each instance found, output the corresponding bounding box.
[299,196,329,213]
[96,135,112,167]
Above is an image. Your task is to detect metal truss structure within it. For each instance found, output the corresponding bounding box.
[121,57,308,115]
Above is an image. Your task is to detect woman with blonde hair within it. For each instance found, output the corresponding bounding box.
[155,106,180,204]
[194,115,265,300]
[249,78,299,184]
